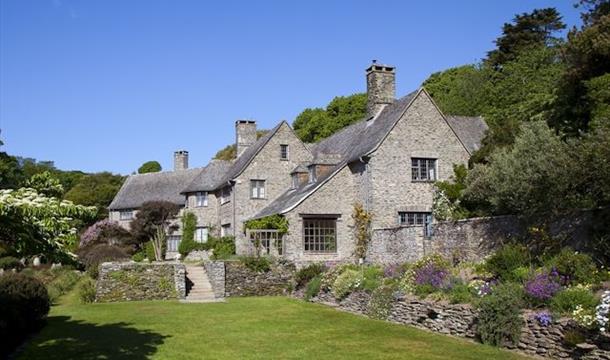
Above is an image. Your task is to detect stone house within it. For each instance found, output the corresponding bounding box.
[108,62,487,262]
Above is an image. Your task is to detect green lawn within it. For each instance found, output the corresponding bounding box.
[18,292,530,360]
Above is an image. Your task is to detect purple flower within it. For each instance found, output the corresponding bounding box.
[414,263,450,289]
[525,272,562,301]
[533,311,553,326]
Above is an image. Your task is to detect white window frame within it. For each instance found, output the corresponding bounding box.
[280,144,289,160]
[196,191,208,207]
[119,210,133,220]
[195,227,209,243]
[398,211,430,226]
[250,180,266,199]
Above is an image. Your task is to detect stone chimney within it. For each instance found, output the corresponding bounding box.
[174,150,189,171]
[366,60,395,118]
[235,120,257,157]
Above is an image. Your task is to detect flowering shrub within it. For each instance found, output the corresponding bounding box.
[399,254,449,295]
[544,248,598,285]
[383,264,405,279]
[367,284,396,320]
[524,270,562,303]
[468,279,494,297]
[332,269,363,300]
[573,305,596,329]
[532,311,553,326]
[414,262,450,289]
[596,290,610,333]
[80,219,130,248]
[550,286,598,315]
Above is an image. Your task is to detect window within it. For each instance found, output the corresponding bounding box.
[195,227,209,243]
[221,186,231,204]
[303,218,337,253]
[250,180,266,199]
[291,174,299,189]
[398,212,430,226]
[196,192,208,207]
[280,144,289,160]
[221,224,231,237]
[411,158,437,181]
[119,210,133,220]
[308,165,316,183]
[167,235,181,252]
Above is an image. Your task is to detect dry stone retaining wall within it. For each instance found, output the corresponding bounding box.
[96,262,186,302]
[224,260,294,297]
[203,261,225,299]
[303,291,610,360]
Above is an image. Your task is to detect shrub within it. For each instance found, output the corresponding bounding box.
[78,277,96,304]
[146,241,156,261]
[304,275,322,301]
[383,264,406,279]
[563,329,586,347]
[448,283,474,304]
[545,249,598,285]
[477,283,524,347]
[131,250,146,262]
[550,286,599,315]
[361,265,384,292]
[0,256,23,271]
[77,244,129,279]
[46,270,80,302]
[240,256,271,272]
[178,212,197,257]
[368,284,396,320]
[295,263,326,288]
[0,273,50,357]
[511,266,532,283]
[80,219,133,248]
[399,254,450,294]
[524,270,562,305]
[320,264,356,292]
[332,269,363,300]
[484,244,530,281]
[208,236,236,260]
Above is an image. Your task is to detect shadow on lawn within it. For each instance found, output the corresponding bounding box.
[20,316,168,360]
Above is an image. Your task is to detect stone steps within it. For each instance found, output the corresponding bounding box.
[184,265,218,302]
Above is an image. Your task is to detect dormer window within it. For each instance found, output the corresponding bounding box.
[280,144,289,160]
[308,165,316,183]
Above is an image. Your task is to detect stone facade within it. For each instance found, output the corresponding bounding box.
[224,260,294,297]
[366,63,395,117]
[203,261,226,299]
[96,262,186,302]
[302,290,610,360]
[231,122,312,254]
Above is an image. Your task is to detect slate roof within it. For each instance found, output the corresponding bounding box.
[253,89,487,219]
[445,116,488,154]
[180,160,232,194]
[217,121,285,185]
[108,168,203,210]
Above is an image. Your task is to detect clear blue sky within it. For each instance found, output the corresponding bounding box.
[0,0,581,175]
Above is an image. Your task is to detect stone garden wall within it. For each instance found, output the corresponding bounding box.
[203,261,225,299]
[303,291,610,360]
[224,260,294,297]
[96,262,186,302]
[368,212,595,265]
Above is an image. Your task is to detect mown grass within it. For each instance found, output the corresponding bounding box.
[18,293,530,360]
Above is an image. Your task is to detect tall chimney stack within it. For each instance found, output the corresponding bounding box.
[235,120,257,157]
[174,150,189,171]
[366,60,395,118]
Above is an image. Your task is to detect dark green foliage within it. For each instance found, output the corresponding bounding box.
[178,212,198,257]
[477,283,524,346]
[544,248,598,285]
[0,256,23,270]
[293,93,367,143]
[549,287,599,315]
[240,256,271,272]
[423,65,489,116]
[129,201,179,245]
[295,263,326,288]
[0,151,24,189]
[199,236,236,260]
[0,273,50,357]
[137,161,161,174]
[484,244,530,281]
[146,241,156,262]
[304,275,322,301]
[486,8,565,67]
[213,130,268,160]
[367,284,396,320]
[361,265,384,293]
[131,250,146,262]
[63,172,125,220]
[77,244,129,279]
[244,214,289,235]
[563,329,587,347]
[78,277,96,304]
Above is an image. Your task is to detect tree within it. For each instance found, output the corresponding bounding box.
[138,161,161,174]
[423,65,489,116]
[0,152,23,189]
[0,187,97,261]
[293,93,367,143]
[486,8,566,67]
[177,211,197,257]
[25,171,64,198]
[63,172,125,220]
[129,201,179,261]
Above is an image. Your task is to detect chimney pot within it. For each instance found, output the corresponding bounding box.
[174,150,189,171]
